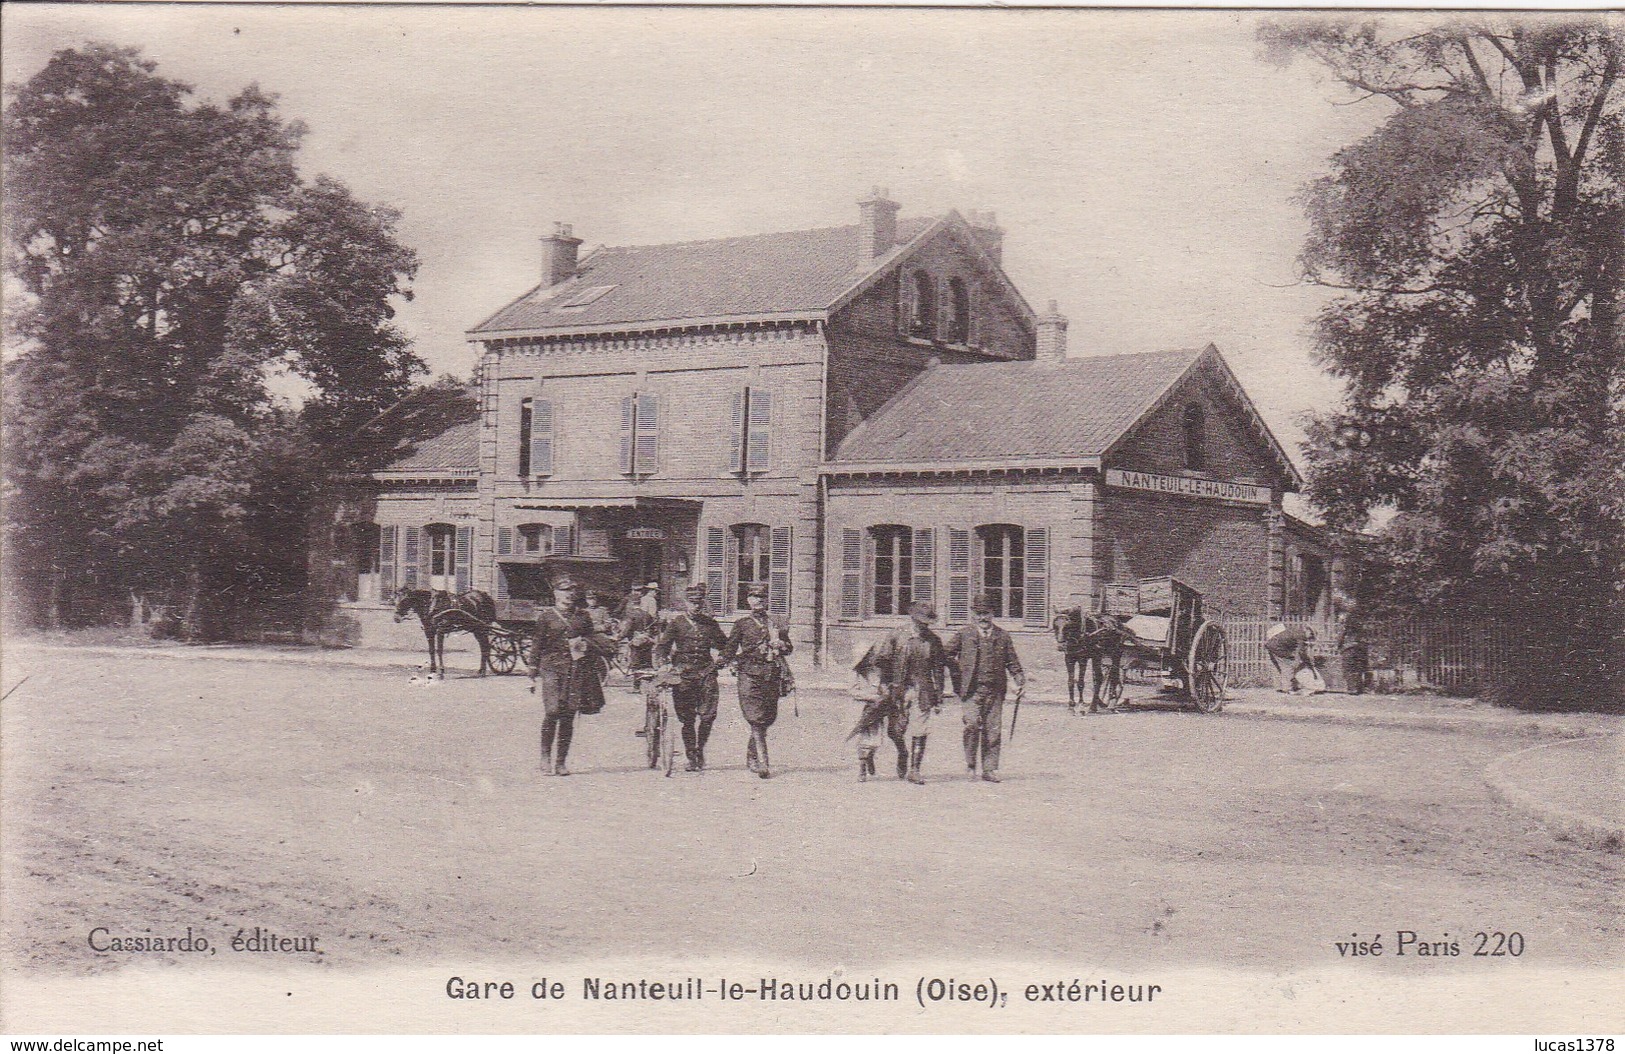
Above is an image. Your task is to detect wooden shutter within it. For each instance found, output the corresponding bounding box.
[635,392,659,474]
[938,277,954,341]
[455,526,472,594]
[746,388,772,473]
[517,398,532,478]
[839,528,863,620]
[378,525,396,598]
[619,394,635,474]
[402,526,421,589]
[724,528,740,612]
[947,528,971,624]
[1023,526,1049,626]
[912,527,935,610]
[530,398,554,476]
[554,524,574,556]
[769,526,792,617]
[494,564,509,602]
[728,389,745,473]
[705,525,727,613]
[497,526,513,556]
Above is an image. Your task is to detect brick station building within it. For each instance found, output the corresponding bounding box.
[314,192,1343,667]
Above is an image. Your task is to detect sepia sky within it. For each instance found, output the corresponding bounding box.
[4,5,1394,487]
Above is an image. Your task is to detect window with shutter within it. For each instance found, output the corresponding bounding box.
[402,526,421,589]
[947,528,971,624]
[705,525,727,613]
[379,525,397,598]
[746,388,772,473]
[531,398,554,476]
[618,395,635,474]
[870,525,913,616]
[839,528,863,620]
[1023,527,1049,626]
[976,524,1024,618]
[455,526,472,594]
[497,527,513,556]
[634,392,659,473]
[518,398,533,478]
[912,527,935,610]
[769,525,792,617]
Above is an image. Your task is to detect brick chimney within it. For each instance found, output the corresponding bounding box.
[1036,300,1069,362]
[541,222,582,287]
[966,209,1005,266]
[857,187,900,261]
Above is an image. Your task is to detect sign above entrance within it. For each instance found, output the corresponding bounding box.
[1105,469,1271,505]
[624,528,666,541]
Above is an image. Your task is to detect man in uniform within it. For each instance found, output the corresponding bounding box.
[853,600,946,784]
[719,583,793,779]
[528,575,616,776]
[655,583,727,772]
[945,593,1026,783]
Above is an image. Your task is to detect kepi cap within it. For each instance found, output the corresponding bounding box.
[970,593,995,614]
[908,600,937,621]
[552,574,580,591]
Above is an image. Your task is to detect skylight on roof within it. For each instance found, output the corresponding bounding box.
[553,284,616,310]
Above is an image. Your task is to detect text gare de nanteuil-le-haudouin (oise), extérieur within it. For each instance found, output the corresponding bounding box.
[445,976,1164,1005]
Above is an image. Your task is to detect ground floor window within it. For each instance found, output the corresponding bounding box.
[870,525,913,616]
[350,523,380,602]
[733,523,770,611]
[977,524,1024,619]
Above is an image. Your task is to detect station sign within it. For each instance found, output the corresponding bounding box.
[1105,469,1271,505]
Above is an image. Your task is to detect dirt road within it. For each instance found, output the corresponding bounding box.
[2,645,1619,983]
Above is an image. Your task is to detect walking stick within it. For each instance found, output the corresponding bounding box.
[1009,683,1024,740]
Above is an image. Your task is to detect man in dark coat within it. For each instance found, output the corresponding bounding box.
[944,593,1026,783]
[853,600,947,785]
[528,574,617,776]
[655,582,727,772]
[1265,622,1318,694]
[720,583,793,779]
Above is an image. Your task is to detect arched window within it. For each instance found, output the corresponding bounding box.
[946,276,970,343]
[1183,403,1206,472]
[870,525,914,616]
[976,524,1025,619]
[911,271,937,339]
[733,523,771,611]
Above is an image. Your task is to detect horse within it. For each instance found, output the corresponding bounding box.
[393,588,498,677]
[1052,606,1128,712]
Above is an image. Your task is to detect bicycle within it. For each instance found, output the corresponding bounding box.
[635,666,683,777]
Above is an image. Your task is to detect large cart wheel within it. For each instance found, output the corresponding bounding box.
[1187,622,1228,713]
[489,634,521,675]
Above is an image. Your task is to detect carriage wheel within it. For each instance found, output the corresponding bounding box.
[1188,622,1228,713]
[489,634,520,675]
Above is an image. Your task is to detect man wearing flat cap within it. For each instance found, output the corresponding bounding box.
[852,600,947,784]
[528,574,618,776]
[720,583,793,779]
[944,593,1026,783]
[655,582,728,771]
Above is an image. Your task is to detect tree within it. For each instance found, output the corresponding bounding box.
[2,44,423,635]
[1261,17,1623,707]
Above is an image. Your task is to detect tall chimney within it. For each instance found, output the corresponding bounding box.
[966,209,1004,266]
[857,187,900,261]
[541,222,582,287]
[1036,300,1069,362]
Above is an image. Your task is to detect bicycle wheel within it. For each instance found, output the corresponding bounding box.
[659,702,678,777]
[1104,658,1124,709]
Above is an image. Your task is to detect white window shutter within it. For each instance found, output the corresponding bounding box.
[912,527,935,610]
[497,526,513,556]
[705,526,727,613]
[839,528,863,620]
[1023,527,1049,626]
[746,388,772,473]
[402,527,421,589]
[379,525,397,597]
[769,525,792,617]
[728,389,745,473]
[531,398,554,476]
[947,528,971,625]
[619,395,635,474]
[635,392,659,474]
[455,526,473,594]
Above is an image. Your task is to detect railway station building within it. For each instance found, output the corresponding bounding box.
[312,192,1346,668]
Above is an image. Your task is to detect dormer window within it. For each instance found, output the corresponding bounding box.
[553,284,616,311]
[1183,403,1206,472]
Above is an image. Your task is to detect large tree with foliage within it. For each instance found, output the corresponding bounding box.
[3,44,423,634]
[1261,17,1623,705]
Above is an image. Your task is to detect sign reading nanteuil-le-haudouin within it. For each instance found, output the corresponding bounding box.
[1104,469,1271,505]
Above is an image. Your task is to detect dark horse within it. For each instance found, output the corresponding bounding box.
[1052,607,1128,713]
[393,588,498,677]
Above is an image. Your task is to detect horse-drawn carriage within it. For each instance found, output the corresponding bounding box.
[1055,576,1228,713]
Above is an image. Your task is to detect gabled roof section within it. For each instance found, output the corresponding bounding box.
[351,383,481,476]
[468,215,959,338]
[829,345,1302,489]
[833,349,1205,465]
